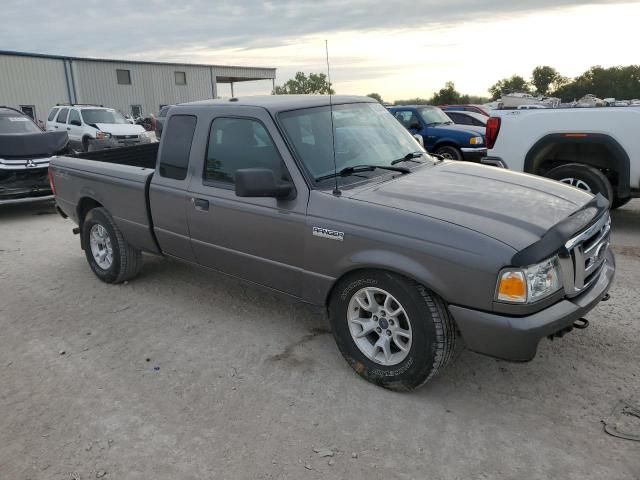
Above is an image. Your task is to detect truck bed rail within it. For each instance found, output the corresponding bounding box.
[73,143,158,169]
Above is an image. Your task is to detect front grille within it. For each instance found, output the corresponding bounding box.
[558,213,611,297]
[114,134,139,140]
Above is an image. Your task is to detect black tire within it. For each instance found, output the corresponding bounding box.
[434,145,463,161]
[545,163,614,204]
[328,270,457,391]
[611,196,632,209]
[82,207,142,284]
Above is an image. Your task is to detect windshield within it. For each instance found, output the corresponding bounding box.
[418,107,452,125]
[279,102,432,184]
[0,114,42,134]
[81,109,128,125]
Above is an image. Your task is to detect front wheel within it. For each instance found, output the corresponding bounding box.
[82,207,142,284]
[329,271,457,391]
[434,145,463,161]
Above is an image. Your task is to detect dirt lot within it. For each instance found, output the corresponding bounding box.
[1,200,638,480]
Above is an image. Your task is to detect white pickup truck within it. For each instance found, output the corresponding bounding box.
[483,108,640,208]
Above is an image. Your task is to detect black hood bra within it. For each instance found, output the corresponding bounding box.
[0,131,69,158]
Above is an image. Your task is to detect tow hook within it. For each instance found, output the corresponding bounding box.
[573,318,589,329]
[548,317,590,340]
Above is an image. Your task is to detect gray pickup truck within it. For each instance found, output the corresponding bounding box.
[50,96,615,391]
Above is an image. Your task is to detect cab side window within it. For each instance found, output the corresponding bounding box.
[158,115,197,180]
[204,117,285,186]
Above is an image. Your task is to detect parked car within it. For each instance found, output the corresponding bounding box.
[50,96,615,391]
[388,105,486,161]
[46,104,153,152]
[155,105,173,140]
[0,106,69,205]
[441,104,490,116]
[444,110,487,132]
[483,108,640,208]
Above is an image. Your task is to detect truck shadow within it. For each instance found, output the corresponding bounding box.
[0,200,56,219]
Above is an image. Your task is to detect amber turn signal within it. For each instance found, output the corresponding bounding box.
[497,271,527,303]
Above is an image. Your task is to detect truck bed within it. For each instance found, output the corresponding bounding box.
[51,146,160,254]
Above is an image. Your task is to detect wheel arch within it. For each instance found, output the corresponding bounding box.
[77,196,104,225]
[524,133,631,199]
[323,251,450,308]
[432,139,462,150]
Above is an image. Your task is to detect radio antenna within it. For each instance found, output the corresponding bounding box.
[325,40,340,196]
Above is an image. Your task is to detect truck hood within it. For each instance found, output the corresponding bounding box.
[95,123,145,136]
[432,123,483,137]
[350,161,593,251]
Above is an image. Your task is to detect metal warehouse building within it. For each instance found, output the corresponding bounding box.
[0,50,276,123]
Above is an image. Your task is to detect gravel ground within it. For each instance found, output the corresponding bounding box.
[0,199,638,480]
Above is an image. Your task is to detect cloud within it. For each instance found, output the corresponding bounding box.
[0,0,629,58]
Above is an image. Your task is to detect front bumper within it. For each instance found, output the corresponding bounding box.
[460,147,488,162]
[89,135,152,151]
[0,166,52,205]
[449,249,615,362]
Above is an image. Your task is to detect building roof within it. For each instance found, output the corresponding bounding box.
[181,95,375,113]
[0,49,276,79]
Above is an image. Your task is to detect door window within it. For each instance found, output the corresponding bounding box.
[394,110,420,128]
[158,115,197,180]
[68,109,82,126]
[204,117,285,186]
[56,108,69,124]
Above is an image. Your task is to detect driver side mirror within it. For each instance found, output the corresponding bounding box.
[235,168,295,200]
[408,122,421,130]
[70,119,81,126]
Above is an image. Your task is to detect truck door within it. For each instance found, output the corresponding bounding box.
[185,107,308,298]
[148,114,199,262]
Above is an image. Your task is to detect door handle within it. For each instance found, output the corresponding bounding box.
[54,125,58,128]
[67,127,71,131]
[192,198,209,211]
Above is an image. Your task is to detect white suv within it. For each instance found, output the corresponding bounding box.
[46,104,153,151]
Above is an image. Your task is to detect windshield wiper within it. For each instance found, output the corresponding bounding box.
[391,151,425,165]
[315,164,410,182]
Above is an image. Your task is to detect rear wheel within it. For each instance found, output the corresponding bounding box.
[545,163,614,204]
[82,207,142,284]
[434,145,463,161]
[329,270,457,391]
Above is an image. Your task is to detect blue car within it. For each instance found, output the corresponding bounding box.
[387,105,487,161]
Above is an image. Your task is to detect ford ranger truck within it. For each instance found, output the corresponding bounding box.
[49,96,615,391]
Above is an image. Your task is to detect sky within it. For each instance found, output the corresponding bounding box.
[1,0,638,101]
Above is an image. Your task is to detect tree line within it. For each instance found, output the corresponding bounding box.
[273,65,640,104]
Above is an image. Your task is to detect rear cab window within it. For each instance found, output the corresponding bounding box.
[158,115,197,180]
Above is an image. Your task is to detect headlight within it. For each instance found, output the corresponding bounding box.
[140,131,151,138]
[496,256,562,303]
[470,136,484,145]
[95,131,112,140]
